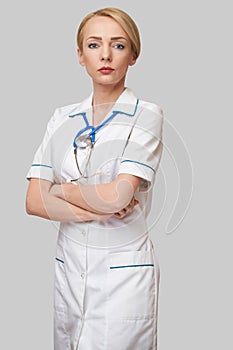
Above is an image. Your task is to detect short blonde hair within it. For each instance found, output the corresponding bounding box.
[77,7,141,60]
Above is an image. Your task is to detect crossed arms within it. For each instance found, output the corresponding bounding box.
[26,174,141,223]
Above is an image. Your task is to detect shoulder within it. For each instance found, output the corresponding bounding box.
[46,101,83,131]
[49,91,92,127]
[131,97,164,139]
[138,98,164,118]
[137,99,164,133]
[53,101,83,121]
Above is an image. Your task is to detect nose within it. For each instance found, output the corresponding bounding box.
[100,45,112,62]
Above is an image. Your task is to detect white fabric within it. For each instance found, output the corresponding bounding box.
[54,231,160,350]
[26,87,164,349]
[26,87,164,247]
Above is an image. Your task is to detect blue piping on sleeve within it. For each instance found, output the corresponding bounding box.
[31,164,52,169]
[120,159,155,173]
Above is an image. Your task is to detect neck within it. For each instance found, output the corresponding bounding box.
[92,81,126,107]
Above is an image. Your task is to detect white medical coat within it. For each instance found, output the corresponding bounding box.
[27,87,164,349]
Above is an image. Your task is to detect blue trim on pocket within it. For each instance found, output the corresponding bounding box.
[32,164,52,169]
[55,258,64,264]
[120,160,155,173]
[110,263,154,269]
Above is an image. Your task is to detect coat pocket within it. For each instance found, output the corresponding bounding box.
[54,243,67,314]
[106,250,156,320]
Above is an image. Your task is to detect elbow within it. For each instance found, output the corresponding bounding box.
[25,197,36,216]
[25,204,33,216]
[25,179,51,219]
[25,192,44,216]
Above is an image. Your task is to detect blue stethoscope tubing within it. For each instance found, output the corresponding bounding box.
[71,98,139,148]
[72,110,119,147]
[71,111,120,180]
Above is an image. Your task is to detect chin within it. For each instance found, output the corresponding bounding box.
[94,76,125,87]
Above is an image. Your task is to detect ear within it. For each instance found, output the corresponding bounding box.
[128,54,137,67]
[77,47,85,66]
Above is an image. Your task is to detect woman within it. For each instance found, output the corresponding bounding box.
[26,7,164,350]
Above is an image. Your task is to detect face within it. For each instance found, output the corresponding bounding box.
[78,16,136,87]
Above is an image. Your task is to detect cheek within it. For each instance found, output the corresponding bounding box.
[117,52,133,67]
[117,57,131,73]
[81,50,98,67]
[84,59,97,74]
[85,64,95,78]
[118,65,129,76]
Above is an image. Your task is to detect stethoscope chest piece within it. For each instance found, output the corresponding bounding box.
[75,134,93,150]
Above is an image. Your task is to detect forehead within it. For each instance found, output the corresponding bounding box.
[83,16,127,38]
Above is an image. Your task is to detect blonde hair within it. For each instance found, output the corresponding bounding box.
[77,7,141,60]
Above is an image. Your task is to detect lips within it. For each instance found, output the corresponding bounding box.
[98,66,114,74]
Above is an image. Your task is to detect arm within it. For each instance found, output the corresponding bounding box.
[25,178,113,222]
[50,174,142,214]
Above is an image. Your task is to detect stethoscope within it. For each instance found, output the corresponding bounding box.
[68,98,139,349]
[69,98,139,182]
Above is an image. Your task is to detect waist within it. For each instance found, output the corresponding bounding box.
[59,214,148,248]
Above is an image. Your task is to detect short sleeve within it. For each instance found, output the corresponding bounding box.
[26,109,58,182]
[118,105,164,192]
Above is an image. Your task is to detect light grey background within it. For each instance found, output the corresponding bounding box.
[1,0,232,349]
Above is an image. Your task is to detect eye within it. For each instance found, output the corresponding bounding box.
[88,43,99,49]
[113,43,125,49]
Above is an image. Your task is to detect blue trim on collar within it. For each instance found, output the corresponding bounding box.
[69,112,89,127]
[113,98,139,117]
[70,98,139,147]
[68,98,139,119]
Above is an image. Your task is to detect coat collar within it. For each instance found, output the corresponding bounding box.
[69,87,139,118]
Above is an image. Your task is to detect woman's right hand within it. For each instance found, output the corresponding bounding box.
[113,197,139,219]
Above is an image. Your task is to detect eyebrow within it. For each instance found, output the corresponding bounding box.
[86,36,128,41]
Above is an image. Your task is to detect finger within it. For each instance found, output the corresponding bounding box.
[114,212,124,218]
[118,209,127,215]
[128,200,136,209]
[115,208,128,217]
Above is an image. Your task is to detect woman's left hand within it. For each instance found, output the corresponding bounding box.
[114,197,139,219]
